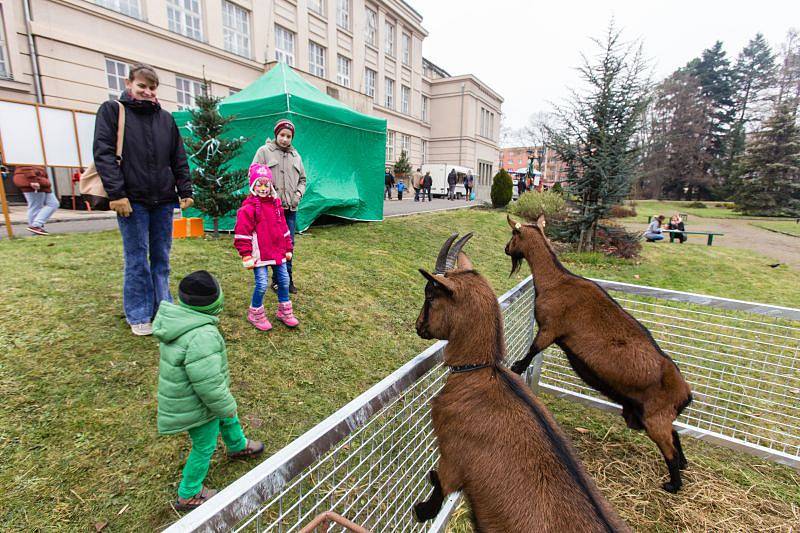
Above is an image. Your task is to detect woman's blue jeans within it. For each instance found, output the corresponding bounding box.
[252,263,289,307]
[116,202,175,325]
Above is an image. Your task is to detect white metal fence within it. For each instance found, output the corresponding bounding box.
[164,277,799,533]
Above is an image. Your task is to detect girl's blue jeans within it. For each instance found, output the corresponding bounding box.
[252,264,289,307]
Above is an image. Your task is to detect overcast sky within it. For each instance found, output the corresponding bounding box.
[413,0,800,131]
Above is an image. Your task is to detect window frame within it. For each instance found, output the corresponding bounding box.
[401,33,411,65]
[274,25,296,66]
[95,0,142,19]
[384,77,394,109]
[386,130,395,162]
[176,75,204,110]
[0,6,11,79]
[167,0,204,41]
[308,41,326,78]
[336,0,350,30]
[421,139,428,164]
[105,58,130,100]
[401,85,410,114]
[400,133,410,155]
[365,67,376,98]
[308,0,325,16]
[384,21,395,56]
[336,54,351,88]
[222,0,251,58]
[364,7,377,46]
[421,94,429,122]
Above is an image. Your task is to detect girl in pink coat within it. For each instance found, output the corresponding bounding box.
[234,164,299,330]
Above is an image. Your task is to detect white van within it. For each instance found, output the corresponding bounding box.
[420,164,473,198]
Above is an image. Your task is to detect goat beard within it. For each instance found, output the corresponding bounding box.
[509,254,523,277]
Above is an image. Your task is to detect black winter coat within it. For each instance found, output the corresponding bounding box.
[447,170,457,186]
[93,91,192,206]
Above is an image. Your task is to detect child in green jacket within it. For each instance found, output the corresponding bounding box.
[153,270,264,511]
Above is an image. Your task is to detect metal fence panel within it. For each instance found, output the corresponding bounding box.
[164,277,799,533]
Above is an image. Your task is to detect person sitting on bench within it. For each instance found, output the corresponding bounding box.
[667,213,686,243]
[645,214,665,242]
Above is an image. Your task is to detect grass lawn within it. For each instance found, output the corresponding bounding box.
[629,199,742,223]
[750,220,800,238]
[1,208,798,531]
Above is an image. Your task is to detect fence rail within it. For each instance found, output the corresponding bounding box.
[164,277,799,533]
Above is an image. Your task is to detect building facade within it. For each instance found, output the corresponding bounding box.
[0,0,502,198]
[499,146,566,189]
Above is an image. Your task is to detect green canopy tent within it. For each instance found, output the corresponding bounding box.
[173,63,387,232]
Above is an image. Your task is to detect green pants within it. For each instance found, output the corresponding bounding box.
[178,416,247,499]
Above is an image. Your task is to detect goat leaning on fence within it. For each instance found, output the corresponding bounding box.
[412,233,629,532]
[505,214,693,493]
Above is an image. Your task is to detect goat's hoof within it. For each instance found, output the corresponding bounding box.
[510,360,528,375]
[662,481,681,494]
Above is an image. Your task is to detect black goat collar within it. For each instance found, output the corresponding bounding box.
[448,362,494,374]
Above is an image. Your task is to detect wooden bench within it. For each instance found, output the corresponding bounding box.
[661,229,724,246]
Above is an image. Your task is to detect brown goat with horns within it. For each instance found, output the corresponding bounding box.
[412,233,630,532]
[505,215,693,493]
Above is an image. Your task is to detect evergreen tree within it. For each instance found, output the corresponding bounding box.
[183,81,249,237]
[685,41,736,191]
[735,100,800,216]
[547,22,650,252]
[393,150,411,177]
[490,168,513,208]
[722,34,777,196]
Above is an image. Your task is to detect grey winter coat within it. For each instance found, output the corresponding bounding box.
[252,140,307,211]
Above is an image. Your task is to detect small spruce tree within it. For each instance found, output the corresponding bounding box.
[183,80,249,237]
[393,150,412,177]
[491,168,513,208]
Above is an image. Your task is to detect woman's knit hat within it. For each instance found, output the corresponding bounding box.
[178,270,224,314]
[274,118,295,138]
[249,163,274,195]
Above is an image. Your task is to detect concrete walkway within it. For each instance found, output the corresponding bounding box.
[2,204,118,238]
[622,217,800,270]
[382,195,477,217]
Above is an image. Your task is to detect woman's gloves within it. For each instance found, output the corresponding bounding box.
[109,198,133,217]
[242,256,256,269]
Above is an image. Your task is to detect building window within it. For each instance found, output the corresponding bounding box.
[337,55,351,87]
[478,161,493,187]
[364,7,377,46]
[401,85,410,114]
[479,107,495,138]
[0,6,6,78]
[384,21,395,56]
[167,0,203,41]
[421,94,429,122]
[275,25,295,66]
[176,76,203,109]
[222,1,250,58]
[308,0,324,16]
[421,139,428,163]
[384,77,394,109]
[105,58,130,100]
[95,0,141,18]
[336,0,350,30]
[308,41,326,77]
[386,130,395,161]
[402,33,411,65]
[400,134,411,154]
[365,68,376,98]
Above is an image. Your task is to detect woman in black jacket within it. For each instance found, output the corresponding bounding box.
[93,63,193,336]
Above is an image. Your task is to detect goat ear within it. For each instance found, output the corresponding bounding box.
[456,252,473,271]
[418,269,454,295]
[537,214,546,228]
[507,214,522,231]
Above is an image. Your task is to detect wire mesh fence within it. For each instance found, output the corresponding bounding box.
[164,278,799,533]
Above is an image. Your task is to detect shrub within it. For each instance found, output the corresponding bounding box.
[608,204,637,218]
[509,189,567,221]
[595,224,642,259]
[686,201,707,208]
[490,169,513,208]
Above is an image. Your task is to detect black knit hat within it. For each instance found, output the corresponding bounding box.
[179,270,221,308]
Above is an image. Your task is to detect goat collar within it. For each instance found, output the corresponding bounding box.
[448,362,494,374]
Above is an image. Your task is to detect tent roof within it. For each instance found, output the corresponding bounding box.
[215,63,386,133]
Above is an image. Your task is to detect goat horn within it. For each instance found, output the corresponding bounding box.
[434,233,459,274]
[445,232,474,271]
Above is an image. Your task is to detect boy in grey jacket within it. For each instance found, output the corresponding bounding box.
[252,119,307,293]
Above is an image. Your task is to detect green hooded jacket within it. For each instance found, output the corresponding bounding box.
[153,301,237,435]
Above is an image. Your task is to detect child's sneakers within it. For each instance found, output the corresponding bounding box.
[247,306,272,331]
[276,302,299,327]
